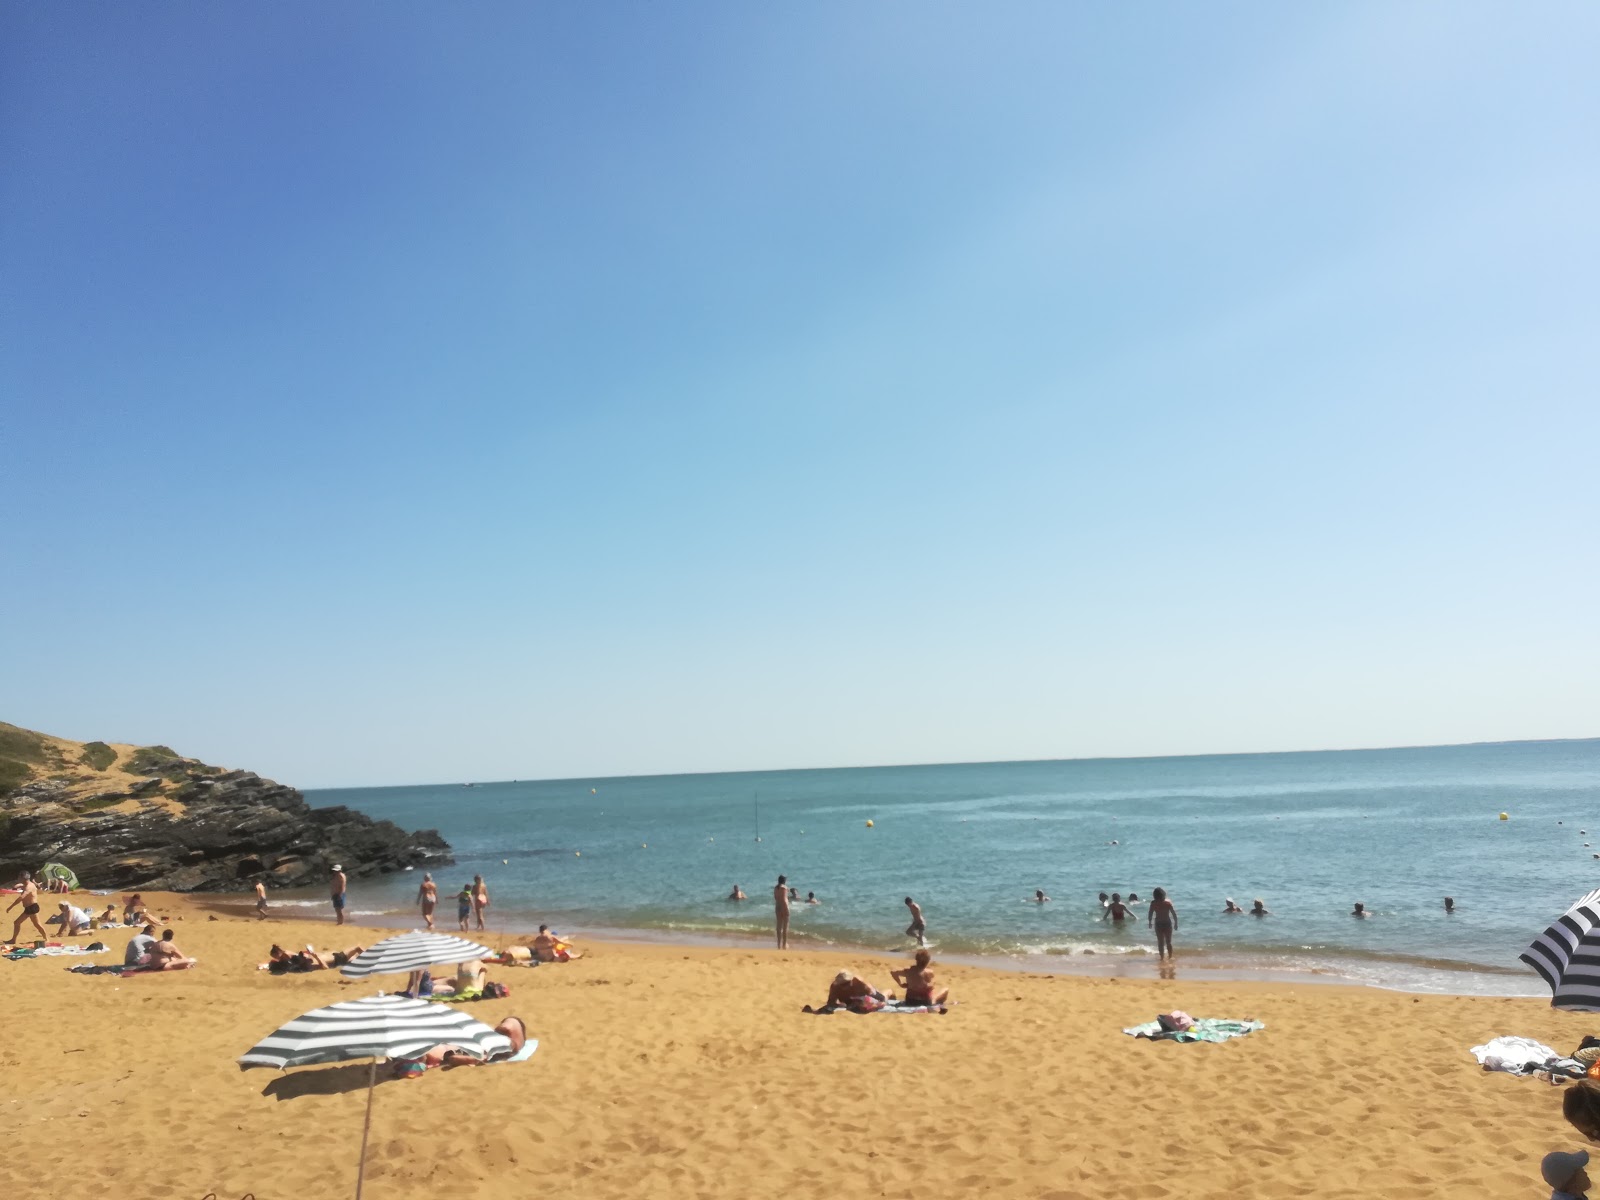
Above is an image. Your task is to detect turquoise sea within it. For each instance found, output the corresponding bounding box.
[299,739,1600,995]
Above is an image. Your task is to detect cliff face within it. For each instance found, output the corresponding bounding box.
[0,723,449,891]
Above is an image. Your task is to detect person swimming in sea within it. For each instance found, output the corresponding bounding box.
[1351,902,1371,918]
[1250,898,1271,916]
[1033,889,1050,903]
[1444,896,1455,913]
[805,891,820,905]
[727,884,746,901]
[1101,893,1133,923]
[1223,898,1244,914]
[1097,891,1110,912]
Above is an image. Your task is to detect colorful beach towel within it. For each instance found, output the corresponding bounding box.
[1123,1018,1264,1043]
[6,944,109,960]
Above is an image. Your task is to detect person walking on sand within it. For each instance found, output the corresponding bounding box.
[254,880,269,919]
[904,896,927,947]
[1148,887,1178,961]
[472,874,490,932]
[417,873,438,930]
[774,875,791,949]
[330,864,347,926]
[7,872,47,943]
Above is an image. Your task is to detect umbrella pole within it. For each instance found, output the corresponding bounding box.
[354,1057,380,1200]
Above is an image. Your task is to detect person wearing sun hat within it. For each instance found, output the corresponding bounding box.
[329,863,347,925]
[1543,1148,1591,1199]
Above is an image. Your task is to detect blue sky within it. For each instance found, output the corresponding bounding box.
[5,3,1597,787]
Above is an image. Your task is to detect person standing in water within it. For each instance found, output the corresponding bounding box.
[1101,893,1133,923]
[774,875,791,949]
[417,873,438,930]
[1444,897,1456,914]
[472,875,490,932]
[329,864,347,926]
[456,884,473,931]
[1148,887,1178,960]
[904,896,927,947]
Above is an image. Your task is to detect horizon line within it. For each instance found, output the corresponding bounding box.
[304,732,1600,793]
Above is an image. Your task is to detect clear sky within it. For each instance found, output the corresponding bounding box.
[4,3,1597,788]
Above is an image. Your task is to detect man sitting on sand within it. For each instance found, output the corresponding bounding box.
[145,929,196,971]
[803,971,888,1013]
[393,1016,529,1075]
[124,924,157,967]
[532,924,581,962]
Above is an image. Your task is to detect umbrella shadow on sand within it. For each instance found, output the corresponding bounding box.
[262,1063,401,1102]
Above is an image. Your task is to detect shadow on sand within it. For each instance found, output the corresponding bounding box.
[261,1062,389,1101]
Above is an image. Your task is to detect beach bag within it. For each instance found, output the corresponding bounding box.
[482,981,510,999]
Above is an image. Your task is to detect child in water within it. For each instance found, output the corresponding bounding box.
[1147,887,1177,961]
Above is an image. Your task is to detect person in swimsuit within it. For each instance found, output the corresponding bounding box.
[472,875,490,931]
[774,876,791,949]
[803,972,887,1013]
[1033,889,1050,903]
[254,880,269,919]
[417,873,438,930]
[1097,891,1110,912]
[456,885,473,931]
[1250,898,1271,916]
[1444,896,1455,914]
[1101,893,1133,923]
[904,896,926,947]
[1351,902,1370,918]
[889,949,950,1007]
[532,924,582,961]
[394,1016,528,1074]
[1223,898,1243,914]
[56,902,93,935]
[330,864,347,926]
[1147,887,1178,961]
[147,929,195,970]
[806,891,820,905]
[8,873,47,942]
[727,884,746,901]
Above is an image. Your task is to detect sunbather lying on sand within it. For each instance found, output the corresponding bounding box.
[803,971,888,1013]
[265,943,364,973]
[532,925,581,962]
[392,1017,528,1076]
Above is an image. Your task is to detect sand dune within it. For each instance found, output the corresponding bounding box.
[0,894,1589,1199]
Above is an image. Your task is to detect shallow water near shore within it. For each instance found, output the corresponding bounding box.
[298,738,1600,996]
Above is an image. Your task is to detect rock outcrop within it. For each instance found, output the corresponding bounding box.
[0,723,450,891]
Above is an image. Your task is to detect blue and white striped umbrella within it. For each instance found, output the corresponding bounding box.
[238,994,512,1070]
[338,930,492,980]
[1521,888,1600,1011]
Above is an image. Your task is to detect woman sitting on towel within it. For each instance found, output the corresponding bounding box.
[804,971,887,1013]
[393,1016,528,1076]
[889,949,949,1008]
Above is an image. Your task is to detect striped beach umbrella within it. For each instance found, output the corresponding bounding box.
[1521,888,1600,1011]
[238,993,512,1070]
[239,994,514,1200]
[338,930,492,980]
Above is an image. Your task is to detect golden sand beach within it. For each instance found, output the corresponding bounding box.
[0,894,1589,1200]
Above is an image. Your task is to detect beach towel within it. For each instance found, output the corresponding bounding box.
[1123,1018,1264,1043]
[6,944,108,960]
[1470,1036,1586,1079]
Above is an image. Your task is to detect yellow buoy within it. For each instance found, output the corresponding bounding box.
[1499,812,1509,821]
[865,819,874,828]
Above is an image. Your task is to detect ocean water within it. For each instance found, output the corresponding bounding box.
[301,739,1600,995]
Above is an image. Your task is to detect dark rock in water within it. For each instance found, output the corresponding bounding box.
[0,761,450,892]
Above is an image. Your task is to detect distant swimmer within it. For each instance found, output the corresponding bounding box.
[1223,898,1244,914]
[1126,892,1141,905]
[1444,896,1455,914]
[1097,892,1110,911]
[728,884,746,901]
[1101,893,1133,923]
[774,876,790,949]
[1250,898,1271,916]
[1033,889,1050,903]
[1148,887,1177,961]
[789,886,800,903]
[1351,902,1370,918]
[417,873,437,930]
[904,896,927,947]
[806,891,821,905]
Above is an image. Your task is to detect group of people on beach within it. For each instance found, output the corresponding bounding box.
[412,872,491,932]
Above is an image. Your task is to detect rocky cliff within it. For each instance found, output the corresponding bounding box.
[0,723,449,891]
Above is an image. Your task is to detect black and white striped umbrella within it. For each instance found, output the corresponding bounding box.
[338,930,493,980]
[238,994,513,1070]
[1521,888,1600,1011]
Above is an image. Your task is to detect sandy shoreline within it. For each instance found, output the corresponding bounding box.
[1,891,1590,1200]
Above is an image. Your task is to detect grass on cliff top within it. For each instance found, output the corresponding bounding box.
[0,723,58,798]
[124,745,185,776]
[80,741,117,771]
